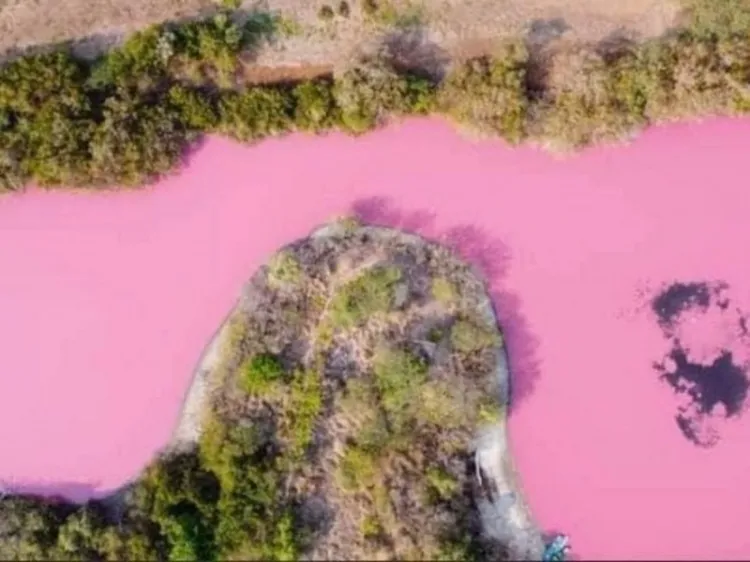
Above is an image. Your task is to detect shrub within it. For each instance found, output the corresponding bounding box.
[372,347,428,433]
[87,93,190,186]
[450,318,499,354]
[417,380,463,429]
[0,52,88,114]
[172,14,246,85]
[431,277,457,305]
[425,467,459,502]
[333,57,435,133]
[87,27,169,90]
[329,266,402,327]
[168,85,220,131]
[18,103,95,186]
[438,48,528,143]
[241,353,285,395]
[217,87,294,141]
[338,444,377,491]
[284,369,323,458]
[360,515,382,539]
[267,251,302,285]
[292,80,338,132]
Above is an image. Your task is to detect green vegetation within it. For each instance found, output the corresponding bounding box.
[0,5,748,190]
[451,317,500,354]
[283,369,323,459]
[362,0,425,27]
[686,0,750,38]
[0,410,303,561]
[241,352,284,395]
[431,277,457,305]
[438,50,528,143]
[268,251,302,286]
[372,347,428,434]
[329,266,402,328]
[425,466,460,502]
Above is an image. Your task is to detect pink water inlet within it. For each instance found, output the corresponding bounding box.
[1,117,750,559]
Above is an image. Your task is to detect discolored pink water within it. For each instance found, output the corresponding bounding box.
[1,118,750,559]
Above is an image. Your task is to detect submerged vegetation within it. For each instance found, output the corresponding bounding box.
[0,4,748,190]
[0,225,509,560]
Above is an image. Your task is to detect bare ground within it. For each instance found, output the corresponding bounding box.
[0,0,683,66]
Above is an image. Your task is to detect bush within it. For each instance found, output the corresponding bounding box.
[372,347,427,433]
[431,277,457,305]
[218,87,294,141]
[241,353,285,395]
[292,80,338,132]
[450,318,499,354]
[425,467,459,502]
[88,27,169,90]
[338,444,378,491]
[267,251,303,285]
[168,85,221,131]
[329,266,402,327]
[88,93,190,186]
[438,48,528,143]
[333,57,435,133]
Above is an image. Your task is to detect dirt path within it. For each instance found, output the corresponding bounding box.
[0,0,681,64]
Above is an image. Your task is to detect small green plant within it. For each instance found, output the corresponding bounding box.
[372,347,428,433]
[318,4,336,20]
[425,467,459,502]
[284,369,323,459]
[431,277,457,305]
[360,514,383,539]
[221,0,242,9]
[275,16,304,37]
[450,318,500,354]
[268,251,302,285]
[329,266,402,327]
[338,444,377,491]
[366,0,424,27]
[477,399,503,425]
[241,353,285,395]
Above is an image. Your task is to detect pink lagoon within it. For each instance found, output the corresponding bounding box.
[1,117,750,559]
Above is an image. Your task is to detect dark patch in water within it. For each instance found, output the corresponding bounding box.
[654,346,748,447]
[650,281,750,448]
[651,281,729,331]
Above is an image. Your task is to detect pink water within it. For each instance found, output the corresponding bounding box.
[1,118,750,558]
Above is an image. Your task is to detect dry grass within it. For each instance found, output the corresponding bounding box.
[0,0,681,67]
